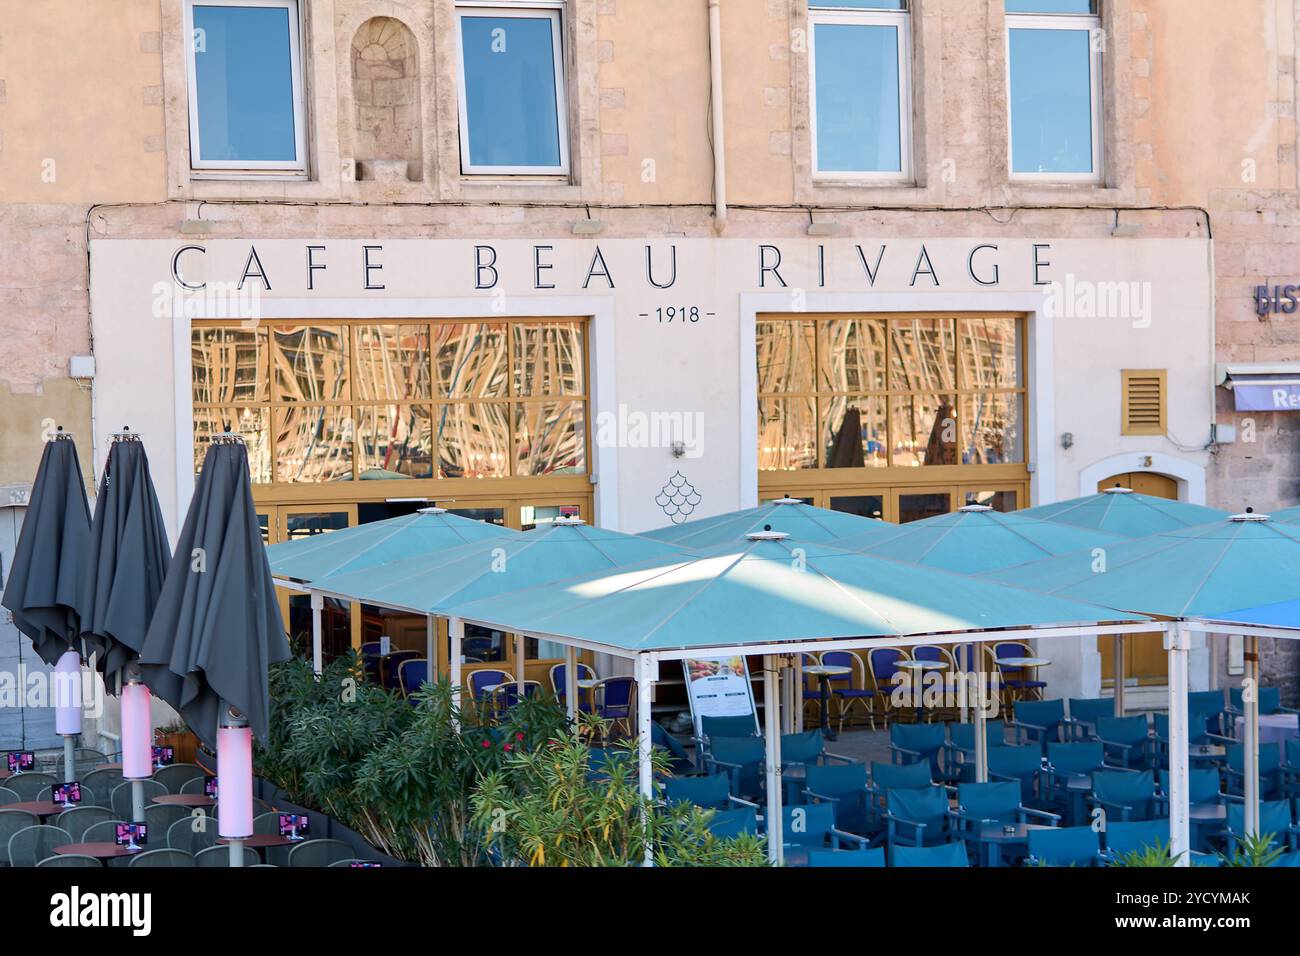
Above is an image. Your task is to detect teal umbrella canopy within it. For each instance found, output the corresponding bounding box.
[986,513,1300,618]
[1270,504,1300,525]
[642,498,899,549]
[1016,486,1228,538]
[828,504,1128,574]
[266,507,517,584]
[444,532,1148,655]
[312,520,692,614]
[1202,598,1300,630]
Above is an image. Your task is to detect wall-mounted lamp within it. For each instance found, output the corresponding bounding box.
[1060,432,1074,450]
[670,441,686,459]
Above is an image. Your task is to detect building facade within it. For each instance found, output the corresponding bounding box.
[2,0,1299,707]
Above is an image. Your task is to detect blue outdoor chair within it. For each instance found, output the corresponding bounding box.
[1223,742,1284,799]
[1012,699,1065,753]
[885,786,955,860]
[1156,767,1223,829]
[663,773,756,812]
[945,722,1007,783]
[397,658,428,698]
[706,736,766,801]
[705,806,759,839]
[695,714,759,767]
[1228,686,1292,720]
[651,723,693,775]
[890,722,946,778]
[1066,697,1115,739]
[591,677,635,735]
[951,781,1060,866]
[782,802,869,856]
[1026,825,1100,866]
[781,729,850,773]
[467,669,513,715]
[1091,770,1158,822]
[821,651,876,732]
[807,847,885,867]
[1285,739,1300,798]
[1103,819,1170,860]
[994,641,1047,701]
[1272,850,1300,867]
[868,760,933,829]
[1188,690,1229,737]
[1094,715,1152,769]
[1042,742,1107,819]
[988,745,1045,806]
[549,662,596,713]
[804,762,873,835]
[893,841,969,867]
[867,648,909,725]
[1223,798,1298,853]
[382,651,420,693]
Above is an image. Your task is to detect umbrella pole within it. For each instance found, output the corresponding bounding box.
[310,592,323,677]
[425,614,434,676]
[564,646,578,721]
[1113,634,1125,716]
[449,617,464,731]
[63,736,76,786]
[515,634,526,696]
[974,641,988,783]
[634,653,654,866]
[1244,634,1260,836]
[1166,622,1192,865]
[763,654,784,866]
[794,654,804,733]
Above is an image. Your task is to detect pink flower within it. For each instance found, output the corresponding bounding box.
[503,743,514,752]
[516,732,525,742]
[481,740,491,748]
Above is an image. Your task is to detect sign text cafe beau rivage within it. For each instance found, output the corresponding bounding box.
[163,239,1062,304]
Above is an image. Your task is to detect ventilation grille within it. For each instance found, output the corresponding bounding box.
[1122,370,1166,435]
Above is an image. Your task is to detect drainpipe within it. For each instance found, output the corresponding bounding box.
[707,0,727,233]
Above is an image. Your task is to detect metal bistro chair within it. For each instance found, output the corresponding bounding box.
[287,838,357,868]
[398,658,430,699]
[4,773,57,802]
[82,768,123,807]
[0,787,18,806]
[549,662,597,713]
[129,848,195,868]
[800,653,824,728]
[911,644,959,721]
[867,647,910,727]
[820,651,876,733]
[38,784,98,808]
[37,854,101,867]
[382,651,421,693]
[56,805,117,842]
[167,815,220,855]
[196,845,259,867]
[0,810,41,865]
[111,779,167,820]
[591,676,636,737]
[467,669,515,721]
[153,763,206,794]
[992,641,1046,703]
[8,825,73,868]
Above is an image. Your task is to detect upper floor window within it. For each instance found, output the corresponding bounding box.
[183,0,307,172]
[808,1,912,181]
[455,2,569,175]
[1006,1,1102,180]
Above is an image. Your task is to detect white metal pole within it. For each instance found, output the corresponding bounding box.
[131,780,145,822]
[515,633,526,695]
[1113,634,1125,716]
[794,653,805,733]
[449,616,464,731]
[635,654,655,866]
[781,656,794,734]
[63,736,76,785]
[1166,623,1191,865]
[763,654,784,865]
[565,645,578,720]
[425,614,435,677]
[310,591,324,677]
[974,641,988,783]
[1244,635,1260,836]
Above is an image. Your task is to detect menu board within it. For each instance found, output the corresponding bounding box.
[683,656,759,737]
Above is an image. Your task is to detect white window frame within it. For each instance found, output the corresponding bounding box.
[807,3,913,183]
[1005,8,1104,183]
[182,0,308,173]
[454,1,571,176]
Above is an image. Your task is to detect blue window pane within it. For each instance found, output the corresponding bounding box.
[810,1,906,8]
[1009,28,1094,173]
[461,16,562,169]
[814,23,902,173]
[192,5,298,163]
[1006,1,1096,12]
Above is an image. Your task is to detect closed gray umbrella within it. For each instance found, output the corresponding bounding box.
[139,435,289,749]
[1,430,91,666]
[79,431,172,690]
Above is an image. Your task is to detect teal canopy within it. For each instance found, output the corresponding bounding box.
[1270,504,1300,524]
[443,533,1148,655]
[986,514,1300,618]
[1202,598,1300,630]
[827,505,1127,574]
[1015,487,1228,538]
[641,499,899,549]
[311,521,691,614]
[266,507,516,584]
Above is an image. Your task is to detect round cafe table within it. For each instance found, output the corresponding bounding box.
[977,821,1052,867]
[153,794,215,808]
[896,659,948,721]
[219,833,298,848]
[1234,712,1299,746]
[9,800,66,819]
[1189,802,1227,852]
[0,768,11,781]
[54,842,136,861]
[802,665,851,740]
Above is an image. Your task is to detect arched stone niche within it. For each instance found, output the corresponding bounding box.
[351,16,422,182]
